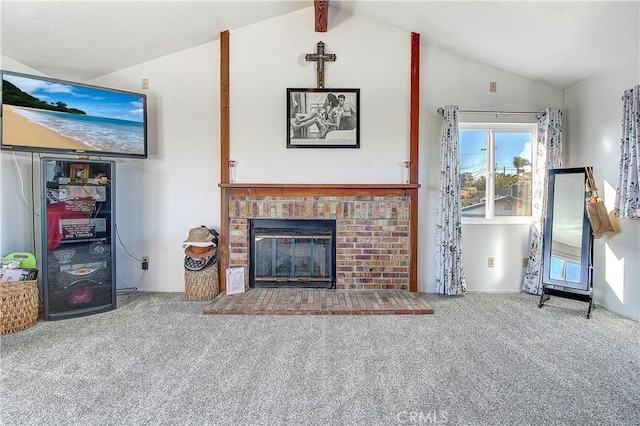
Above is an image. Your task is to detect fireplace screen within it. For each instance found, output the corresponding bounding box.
[250,220,335,288]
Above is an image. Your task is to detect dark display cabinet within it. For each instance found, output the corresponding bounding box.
[41,158,116,320]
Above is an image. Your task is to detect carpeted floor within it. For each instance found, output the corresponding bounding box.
[1,292,638,425]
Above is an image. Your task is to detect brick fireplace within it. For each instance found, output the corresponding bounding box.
[220,184,418,292]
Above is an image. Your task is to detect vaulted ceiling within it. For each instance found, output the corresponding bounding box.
[1,1,638,89]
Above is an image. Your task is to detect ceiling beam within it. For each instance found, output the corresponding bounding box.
[314,0,329,32]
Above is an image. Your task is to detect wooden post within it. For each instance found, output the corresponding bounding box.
[410,32,420,185]
[314,0,329,32]
[409,32,420,293]
[220,30,230,292]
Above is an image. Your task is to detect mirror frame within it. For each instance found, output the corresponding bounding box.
[542,167,592,291]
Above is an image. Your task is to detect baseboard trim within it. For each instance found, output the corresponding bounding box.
[592,301,640,322]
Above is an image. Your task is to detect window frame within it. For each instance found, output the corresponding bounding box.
[459,122,538,225]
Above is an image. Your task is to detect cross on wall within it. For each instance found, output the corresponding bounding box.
[305,41,336,89]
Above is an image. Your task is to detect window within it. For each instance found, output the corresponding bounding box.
[459,123,536,222]
[549,257,581,283]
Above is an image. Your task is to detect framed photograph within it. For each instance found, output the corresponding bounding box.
[69,163,90,182]
[287,88,359,149]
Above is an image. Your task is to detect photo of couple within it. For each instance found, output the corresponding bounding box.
[287,88,359,148]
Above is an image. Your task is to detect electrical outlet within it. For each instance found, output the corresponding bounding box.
[142,256,149,270]
[488,257,495,268]
[142,78,149,89]
[489,81,497,92]
[522,257,529,268]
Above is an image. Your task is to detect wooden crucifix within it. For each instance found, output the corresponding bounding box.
[305,41,336,88]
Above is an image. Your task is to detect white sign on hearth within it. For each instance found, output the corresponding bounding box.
[226,267,245,295]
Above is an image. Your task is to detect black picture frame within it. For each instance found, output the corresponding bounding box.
[287,88,360,149]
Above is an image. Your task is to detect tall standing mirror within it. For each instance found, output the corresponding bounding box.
[540,167,594,317]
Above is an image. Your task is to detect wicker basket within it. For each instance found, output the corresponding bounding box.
[185,263,219,301]
[0,280,39,335]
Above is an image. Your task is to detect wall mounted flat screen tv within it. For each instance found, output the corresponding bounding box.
[1,70,147,158]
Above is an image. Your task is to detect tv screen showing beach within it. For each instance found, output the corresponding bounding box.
[1,70,147,158]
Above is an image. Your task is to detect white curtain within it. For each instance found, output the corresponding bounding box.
[615,85,640,219]
[522,108,563,294]
[435,105,466,295]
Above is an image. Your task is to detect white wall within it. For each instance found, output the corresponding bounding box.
[230,8,565,294]
[87,42,221,292]
[419,45,565,293]
[1,6,574,298]
[565,59,640,321]
[229,7,410,184]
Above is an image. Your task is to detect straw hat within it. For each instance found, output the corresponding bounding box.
[183,227,214,244]
[183,227,217,258]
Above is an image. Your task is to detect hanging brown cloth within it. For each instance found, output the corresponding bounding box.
[585,167,614,238]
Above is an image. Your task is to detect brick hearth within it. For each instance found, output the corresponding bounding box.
[225,190,414,291]
[203,289,434,315]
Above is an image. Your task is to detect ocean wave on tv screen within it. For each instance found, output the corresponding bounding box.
[14,108,144,154]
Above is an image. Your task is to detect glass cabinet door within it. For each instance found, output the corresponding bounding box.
[41,158,116,320]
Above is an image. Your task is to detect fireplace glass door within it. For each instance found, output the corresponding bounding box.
[251,220,335,288]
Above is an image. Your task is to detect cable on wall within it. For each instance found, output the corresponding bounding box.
[114,223,142,263]
[11,152,39,217]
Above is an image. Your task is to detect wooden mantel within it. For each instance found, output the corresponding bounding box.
[220,184,419,188]
[218,31,421,293]
[220,183,419,194]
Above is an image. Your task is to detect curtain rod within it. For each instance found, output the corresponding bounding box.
[436,107,543,116]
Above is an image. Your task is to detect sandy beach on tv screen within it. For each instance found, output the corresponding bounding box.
[2,105,95,151]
